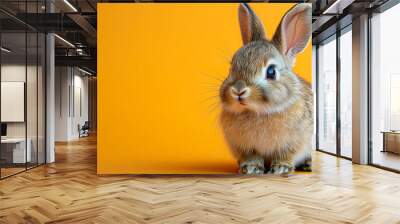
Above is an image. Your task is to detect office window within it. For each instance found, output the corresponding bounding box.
[340,29,352,158]
[371,3,400,171]
[317,37,337,154]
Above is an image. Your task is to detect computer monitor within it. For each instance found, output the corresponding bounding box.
[1,123,7,137]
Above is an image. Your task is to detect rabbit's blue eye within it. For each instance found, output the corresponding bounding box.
[265,65,276,80]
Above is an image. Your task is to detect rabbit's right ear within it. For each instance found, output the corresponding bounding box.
[238,3,266,45]
[272,4,312,66]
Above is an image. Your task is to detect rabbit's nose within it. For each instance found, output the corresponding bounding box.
[233,88,247,96]
[231,86,250,100]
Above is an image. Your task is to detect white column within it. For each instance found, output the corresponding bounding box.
[46,32,55,163]
[352,14,369,164]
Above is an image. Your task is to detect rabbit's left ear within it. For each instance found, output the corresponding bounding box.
[273,4,312,66]
[238,3,266,45]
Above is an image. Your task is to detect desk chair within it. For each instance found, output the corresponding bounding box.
[79,121,90,138]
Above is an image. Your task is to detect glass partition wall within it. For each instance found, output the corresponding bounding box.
[0,31,27,177]
[315,26,353,159]
[0,2,46,179]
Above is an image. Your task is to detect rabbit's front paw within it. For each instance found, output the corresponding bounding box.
[239,155,265,175]
[267,161,293,175]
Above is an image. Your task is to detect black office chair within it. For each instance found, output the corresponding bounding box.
[79,121,90,138]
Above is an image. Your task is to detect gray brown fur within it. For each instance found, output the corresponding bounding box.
[219,3,313,175]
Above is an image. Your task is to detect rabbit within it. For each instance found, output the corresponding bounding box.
[219,3,313,175]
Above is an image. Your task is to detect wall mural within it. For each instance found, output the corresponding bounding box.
[98,3,312,174]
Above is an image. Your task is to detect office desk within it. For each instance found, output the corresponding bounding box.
[1,138,31,163]
[381,131,400,154]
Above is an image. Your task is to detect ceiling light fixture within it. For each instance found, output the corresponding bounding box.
[76,48,86,56]
[1,47,11,53]
[78,67,93,76]
[54,34,75,48]
[322,0,355,15]
[63,0,78,12]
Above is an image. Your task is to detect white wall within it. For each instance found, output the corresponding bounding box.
[1,65,26,137]
[1,63,46,164]
[55,67,89,141]
[1,65,39,138]
[55,67,70,141]
[72,73,89,137]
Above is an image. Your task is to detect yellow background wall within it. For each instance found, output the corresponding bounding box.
[98,3,311,174]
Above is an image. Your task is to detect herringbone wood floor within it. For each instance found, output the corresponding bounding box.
[1,135,400,224]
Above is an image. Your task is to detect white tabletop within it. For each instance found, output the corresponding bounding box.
[1,138,27,144]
